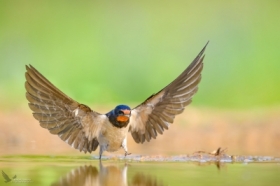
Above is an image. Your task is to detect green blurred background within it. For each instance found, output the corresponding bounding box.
[0,0,280,110]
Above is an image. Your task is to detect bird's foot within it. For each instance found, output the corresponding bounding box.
[124,151,131,157]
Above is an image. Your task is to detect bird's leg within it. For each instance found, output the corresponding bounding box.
[124,151,131,156]
[121,138,131,157]
[99,146,105,160]
[99,159,104,170]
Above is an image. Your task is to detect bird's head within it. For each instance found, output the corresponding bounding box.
[107,105,131,128]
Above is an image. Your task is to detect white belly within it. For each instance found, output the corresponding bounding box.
[98,121,129,152]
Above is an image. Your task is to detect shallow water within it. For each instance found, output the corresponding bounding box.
[0,155,279,186]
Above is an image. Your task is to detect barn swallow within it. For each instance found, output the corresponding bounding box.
[25,42,208,159]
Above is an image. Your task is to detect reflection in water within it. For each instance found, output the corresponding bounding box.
[51,165,99,186]
[193,161,227,171]
[131,172,165,186]
[52,162,164,186]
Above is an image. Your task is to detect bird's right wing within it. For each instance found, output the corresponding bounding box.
[25,65,106,153]
[129,42,207,143]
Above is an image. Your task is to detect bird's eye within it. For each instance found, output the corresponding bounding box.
[118,110,124,115]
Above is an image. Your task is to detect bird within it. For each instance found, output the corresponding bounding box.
[25,42,208,159]
[2,170,16,183]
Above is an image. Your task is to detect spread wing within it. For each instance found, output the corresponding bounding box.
[25,65,105,153]
[129,42,208,143]
[2,171,11,181]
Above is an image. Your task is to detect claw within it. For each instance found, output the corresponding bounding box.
[124,151,131,157]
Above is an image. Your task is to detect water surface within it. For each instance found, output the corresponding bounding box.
[1,155,279,186]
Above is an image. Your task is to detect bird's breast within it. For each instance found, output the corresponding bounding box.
[98,120,129,152]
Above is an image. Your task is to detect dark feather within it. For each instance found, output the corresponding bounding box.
[25,65,103,153]
[2,171,11,181]
[130,42,208,143]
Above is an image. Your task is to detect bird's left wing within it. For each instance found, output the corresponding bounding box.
[25,65,105,153]
[129,43,207,143]
[2,171,10,181]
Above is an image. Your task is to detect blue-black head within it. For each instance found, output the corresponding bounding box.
[107,105,131,128]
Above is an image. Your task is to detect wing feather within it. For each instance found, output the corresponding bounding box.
[25,65,105,153]
[2,171,11,181]
[129,42,208,143]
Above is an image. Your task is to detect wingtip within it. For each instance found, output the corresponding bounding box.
[188,41,209,68]
[25,64,36,71]
[25,64,35,72]
[205,40,210,49]
[25,65,30,71]
[199,41,209,56]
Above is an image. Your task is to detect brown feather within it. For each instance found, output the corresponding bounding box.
[67,129,80,145]
[129,42,208,144]
[25,65,103,153]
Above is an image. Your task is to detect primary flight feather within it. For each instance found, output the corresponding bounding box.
[25,42,208,158]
